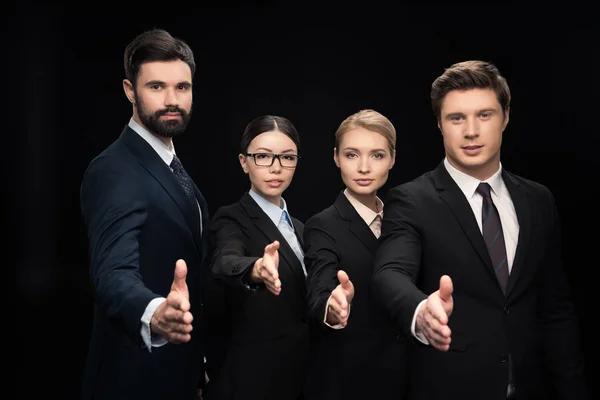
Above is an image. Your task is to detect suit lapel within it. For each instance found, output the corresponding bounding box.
[502,172,531,296]
[433,164,498,284]
[121,126,203,254]
[334,191,378,254]
[240,193,306,283]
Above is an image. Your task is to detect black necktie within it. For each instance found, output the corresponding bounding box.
[170,155,200,222]
[476,182,509,294]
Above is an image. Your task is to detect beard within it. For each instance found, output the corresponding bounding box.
[135,95,192,138]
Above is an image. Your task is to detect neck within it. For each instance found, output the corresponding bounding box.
[348,189,379,213]
[251,186,282,208]
[447,156,500,182]
[132,114,173,149]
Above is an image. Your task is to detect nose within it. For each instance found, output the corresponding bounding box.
[270,156,282,173]
[464,116,479,138]
[358,157,371,173]
[164,87,179,107]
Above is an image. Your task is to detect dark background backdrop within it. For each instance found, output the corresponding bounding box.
[8,2,597,398]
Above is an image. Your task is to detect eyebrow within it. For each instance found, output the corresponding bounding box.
[446,108,497,116]
[145,80,192,87]
[343,146,388,153]
[252,148,296,153]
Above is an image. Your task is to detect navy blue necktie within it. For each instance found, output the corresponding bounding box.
[170,156,200,223]
[476,182,509,294]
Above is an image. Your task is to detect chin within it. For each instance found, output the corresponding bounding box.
[350,185,376,196]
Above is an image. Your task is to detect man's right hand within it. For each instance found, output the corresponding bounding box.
[415,274,454,351]
[250,241,281,295]
[150,259,194,343]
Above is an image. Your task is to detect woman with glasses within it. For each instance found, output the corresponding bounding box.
[302,109,409,400]
[204,115,309,400]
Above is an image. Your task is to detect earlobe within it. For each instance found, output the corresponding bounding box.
[333,147,340,168]
[503,108,510,131]
[238,154,249,174]
[123,79,135,104]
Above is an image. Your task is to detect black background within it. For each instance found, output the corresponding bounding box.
[7,2,597,398]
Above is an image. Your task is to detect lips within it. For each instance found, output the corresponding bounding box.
[354,179,374,186]
[266,180,284,188]
[461,145,483,156]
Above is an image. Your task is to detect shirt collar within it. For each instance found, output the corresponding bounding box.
[128,118,175,166]
[343,189,383,226]
[248,189,292,228]
[443,157,504,199]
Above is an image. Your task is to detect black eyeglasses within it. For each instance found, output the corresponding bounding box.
[246,152,300,168]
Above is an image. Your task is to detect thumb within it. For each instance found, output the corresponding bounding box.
[172,259,189,295]
[338,270,351,288]
[438,274,453,302]
[265,240,280,256]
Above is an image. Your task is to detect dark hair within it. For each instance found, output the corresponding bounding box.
[430,60,511,119]
[240,115,301,153]
[123,28,195,88]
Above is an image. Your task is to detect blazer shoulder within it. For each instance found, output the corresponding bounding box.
[84,137,136,175]
[386,170,435,199]
[212,201,246,221]
[305,204,337,229]
[506,171,551,192]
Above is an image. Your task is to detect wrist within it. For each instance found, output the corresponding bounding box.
[250,258,262,283]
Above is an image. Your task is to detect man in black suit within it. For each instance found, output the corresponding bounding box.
[80,29,209,400]
[372,60,589,399]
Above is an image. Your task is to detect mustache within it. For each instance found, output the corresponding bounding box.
[155,106,187,116]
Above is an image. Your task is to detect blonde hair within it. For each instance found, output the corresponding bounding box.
[335,109,396,154]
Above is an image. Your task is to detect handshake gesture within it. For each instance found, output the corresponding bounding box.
[151,259,194,344]
[251,241,282,295]
[326,270,354,327]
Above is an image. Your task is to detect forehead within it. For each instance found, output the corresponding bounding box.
[340,127,389,149]
[137,60,192,84]
[441,88,501,114]
[248,130,297,151]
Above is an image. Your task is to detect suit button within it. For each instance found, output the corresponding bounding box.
[396,334,405,343]
[499,355,508,363]
[503,306,510,315]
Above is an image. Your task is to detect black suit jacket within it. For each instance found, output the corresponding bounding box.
[205,192,310,400]
[303,191,408,400]
[372,162,588,400]
[80,125,210,400]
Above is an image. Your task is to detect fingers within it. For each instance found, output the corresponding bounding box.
[428,294,449,325]
[422,297,452,351]
[329,288,349,317]
[167,289,190,312]
[153,295,194,344]
[262,268,281,296]
[261,245,281,295]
